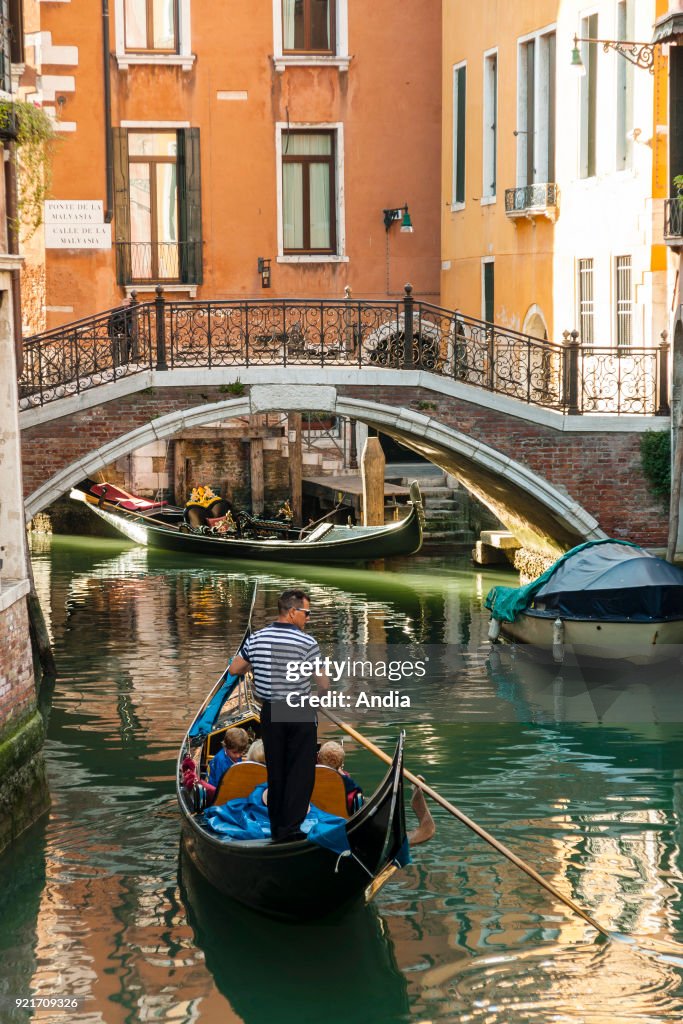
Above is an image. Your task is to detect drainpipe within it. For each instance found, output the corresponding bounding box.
[102,0,113,223]
[5,140,23,376]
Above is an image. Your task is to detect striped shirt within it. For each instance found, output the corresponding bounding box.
[242,622,321,701]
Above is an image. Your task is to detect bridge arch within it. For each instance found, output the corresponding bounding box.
[24,384,603,555]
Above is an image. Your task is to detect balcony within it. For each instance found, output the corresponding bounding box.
[115,240,203,289]
[664,198,683,250]
[505,183,559,222]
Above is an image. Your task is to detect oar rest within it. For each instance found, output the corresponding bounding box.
[311,765,349,819]
[213,762,267,806]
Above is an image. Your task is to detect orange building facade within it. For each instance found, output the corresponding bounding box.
[32,1,442,329]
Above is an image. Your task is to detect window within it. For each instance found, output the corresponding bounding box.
[0,0,11,92]
[517,29,555,186]
[615,255,632,347]
[282,0,334,53]
[113,128,203,285]
[282,130,336,253]
[124,0,177,52]
[452,63,466,207]
[578,258,594,346]
[616,1,633,170]
[483,51,497,199]
[580,14,598,178]
[9,0,24,66]
[482,260,494,322]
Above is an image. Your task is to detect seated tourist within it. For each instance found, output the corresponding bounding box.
[317,741,364,814]
[208,727,250,789]
[181,755,216,811]
[246,739,266,765]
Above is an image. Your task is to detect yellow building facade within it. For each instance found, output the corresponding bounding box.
[442,0,671,349]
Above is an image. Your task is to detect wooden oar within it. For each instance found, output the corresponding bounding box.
[320,708,610,940]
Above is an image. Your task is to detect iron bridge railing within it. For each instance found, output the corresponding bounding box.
[18,285,671,416]
[664,198,683,243]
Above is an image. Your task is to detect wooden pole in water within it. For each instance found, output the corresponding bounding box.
[288,412,302,525]
[361,436,385,525]
[667,408,683,563]
[249,414,265,516]
[321,709,610,939]
[173,439,186,506]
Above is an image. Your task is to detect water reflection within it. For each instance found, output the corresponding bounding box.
[178,845,409,1024]
[0,535,681,1022]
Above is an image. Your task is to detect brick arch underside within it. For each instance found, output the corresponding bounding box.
[22,386,612,556]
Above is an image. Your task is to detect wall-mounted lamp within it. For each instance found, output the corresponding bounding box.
[570,33,657,75]
[383,204,414,233]
[257,257,271,288]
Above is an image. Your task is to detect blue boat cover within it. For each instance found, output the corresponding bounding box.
[189,672,239,740]
[484,538,683,623]
[201,784,350,854]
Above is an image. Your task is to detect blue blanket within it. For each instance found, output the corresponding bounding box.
[201,784,350,855]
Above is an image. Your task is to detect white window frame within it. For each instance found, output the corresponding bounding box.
[516,23,556,188]
[114,0,195,70]
[577,257,595,346]
[451,60,467,211]
[579,10,599,179]
[482,48,497,203]
[275,121,348,263]
[614,254,633,347]
[615,0,634,172]
[272,0,350,72]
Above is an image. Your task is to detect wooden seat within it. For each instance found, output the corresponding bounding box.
[310,765,349,819]
[213,762,267,806]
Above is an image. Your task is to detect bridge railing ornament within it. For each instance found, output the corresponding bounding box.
[18,286,667,417]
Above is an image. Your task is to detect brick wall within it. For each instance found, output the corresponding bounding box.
[20,383,668,547]
[342,385,667,547]
[0,597,50,854]
[0,599,38,727]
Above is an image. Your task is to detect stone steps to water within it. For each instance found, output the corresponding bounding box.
[383,465,474,545]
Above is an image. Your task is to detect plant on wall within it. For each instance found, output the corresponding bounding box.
[0,100,57,240]
[640,429,671,506]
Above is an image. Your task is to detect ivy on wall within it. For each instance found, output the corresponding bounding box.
[0,100,57,240]
[640,430,671,506]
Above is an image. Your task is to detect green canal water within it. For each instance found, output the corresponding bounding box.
[2,536,683,1023]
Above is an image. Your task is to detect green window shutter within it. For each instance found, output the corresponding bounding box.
[178,127,203,285]
[112,128,130,285]
[456,66,466,205]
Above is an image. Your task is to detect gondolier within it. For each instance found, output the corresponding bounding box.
[228,589,329,842]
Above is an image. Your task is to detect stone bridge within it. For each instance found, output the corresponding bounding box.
[19,365,670,556]
[18,291,672,554]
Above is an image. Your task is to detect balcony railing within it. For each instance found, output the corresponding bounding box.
[18,287,671,417]
[505,183,559,220]
[664,198,683,245]
[115,240,203,286]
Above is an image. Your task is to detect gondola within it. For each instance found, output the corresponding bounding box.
[70,478,425,563]
[176,656,410,921]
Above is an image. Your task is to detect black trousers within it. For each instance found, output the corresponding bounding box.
[260,700,317,840]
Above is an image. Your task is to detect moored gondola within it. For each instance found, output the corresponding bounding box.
[71,479,425,564]
[176,664,409,921]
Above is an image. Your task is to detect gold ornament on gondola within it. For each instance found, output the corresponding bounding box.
[187,485,218,508]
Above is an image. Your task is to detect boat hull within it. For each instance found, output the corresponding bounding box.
[500,612,683,664]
